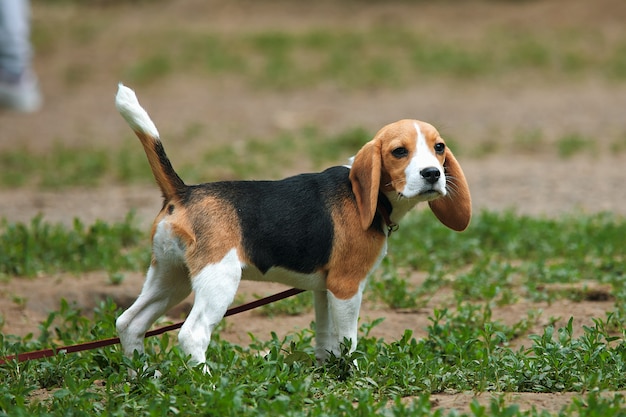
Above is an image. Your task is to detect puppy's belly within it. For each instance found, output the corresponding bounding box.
[241,265,327,291]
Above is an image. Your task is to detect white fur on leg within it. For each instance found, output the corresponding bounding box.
[326,280,366,357]
[316,247,386,362]
[116,221,190,359]
[116,262,190,359]
[178,249,242,368]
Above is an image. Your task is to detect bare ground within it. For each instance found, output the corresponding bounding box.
[1,0,626,413]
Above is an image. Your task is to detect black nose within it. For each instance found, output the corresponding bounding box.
[420,167,441,184]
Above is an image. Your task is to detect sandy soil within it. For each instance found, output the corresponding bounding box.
[1,0,625,413]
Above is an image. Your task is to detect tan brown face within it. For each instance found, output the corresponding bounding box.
[349,118,470,231]
[378,119,447,201]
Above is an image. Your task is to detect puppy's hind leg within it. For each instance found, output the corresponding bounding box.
[116,261,191,358]
[178,249,242,368]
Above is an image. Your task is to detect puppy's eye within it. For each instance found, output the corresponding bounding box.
[391,147,409,158]
[434,143,446,154]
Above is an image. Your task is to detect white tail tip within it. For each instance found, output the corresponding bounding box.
[115,83,160,138]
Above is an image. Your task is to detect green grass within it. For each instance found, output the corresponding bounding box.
[556,133,597,158]
[1,302,625,416]
[0,210,625,415]
[0,212,147,278]
[370,269,425,310]
[0,143,152,189]
[386,210,626,309]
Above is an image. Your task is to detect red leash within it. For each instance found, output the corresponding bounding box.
[0,287,306,365]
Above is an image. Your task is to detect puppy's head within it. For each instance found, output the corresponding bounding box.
[349,119,471,232]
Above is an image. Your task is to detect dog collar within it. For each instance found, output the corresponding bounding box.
[376,193,398,236]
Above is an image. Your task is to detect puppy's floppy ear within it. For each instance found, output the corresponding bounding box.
[349,141,381,230]
[428,147,471,231]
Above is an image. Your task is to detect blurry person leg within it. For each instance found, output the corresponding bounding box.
[0,0,41,112]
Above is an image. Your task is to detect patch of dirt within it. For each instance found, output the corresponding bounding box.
[1,0,626,412]
[429,391,626,415]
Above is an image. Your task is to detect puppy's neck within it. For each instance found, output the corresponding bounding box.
[380,190,422,230]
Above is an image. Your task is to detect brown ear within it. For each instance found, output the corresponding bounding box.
[428,148,471,231]
[349,141,381,230]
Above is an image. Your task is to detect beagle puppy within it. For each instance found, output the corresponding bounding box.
[114,84,471,368]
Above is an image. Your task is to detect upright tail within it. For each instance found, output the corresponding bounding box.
[115,84,186,201]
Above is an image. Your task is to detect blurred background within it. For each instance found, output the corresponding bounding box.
[1,0,625,227]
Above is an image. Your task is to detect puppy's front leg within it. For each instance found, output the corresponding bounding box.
[327,285,364,358]
[313,290,335,363]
